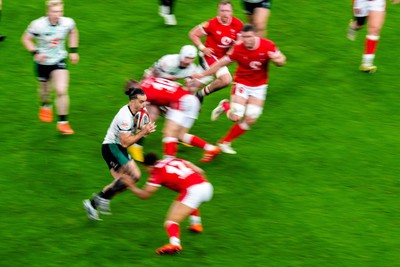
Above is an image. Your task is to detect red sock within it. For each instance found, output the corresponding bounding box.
[364,35,379,55]
[183,134,207,149]
[190,209,200,217]
[222,101,230,113]
[220,123,247,143]
[165,221,180,239]
[163,137,178,157]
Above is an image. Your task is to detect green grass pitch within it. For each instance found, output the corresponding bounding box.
[0,1,399,266]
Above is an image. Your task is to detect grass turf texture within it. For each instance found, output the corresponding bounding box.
[0,0,400,266]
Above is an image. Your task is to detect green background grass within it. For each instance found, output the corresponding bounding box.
[1,1,399,266]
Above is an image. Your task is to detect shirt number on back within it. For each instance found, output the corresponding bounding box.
[165,161,194,179]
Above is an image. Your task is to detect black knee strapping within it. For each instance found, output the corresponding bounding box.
[355,16,367,27]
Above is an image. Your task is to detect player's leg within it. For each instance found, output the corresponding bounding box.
[360,10,385,72]
[0,8,5,42]
[218,86,265,154]
[159,0,177,25]
[155,201,191,254]
[37,81,53,122]
[157,183,213,254]
[179,128,221,162]
[162,118,181,158]
[252,7,271,38]
[36,64,53,122]
[84,145,140,219]
[196,67,232,102]
[187,208,203,233]
[211,83,246,122]
[51,67,74,134]
[347,0,368,41]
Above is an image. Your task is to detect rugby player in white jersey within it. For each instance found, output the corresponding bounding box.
[21,0,79,134]
[83,88,156,221]
[144,44,212,89]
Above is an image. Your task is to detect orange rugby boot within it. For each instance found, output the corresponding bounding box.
[187,224,203,233]
[155,244,182,255]
[57,122,74,135]
[199,146,221,162]
[39,107,53,122]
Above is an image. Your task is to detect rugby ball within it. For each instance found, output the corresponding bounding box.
[134,109,150,131]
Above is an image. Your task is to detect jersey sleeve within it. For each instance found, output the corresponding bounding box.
[146,170,162,187]
[154,55,176,79]
[199,20,211,35]
[26,19,40,36]
[117,113,133,133]
[265,40,279,58]
[64,17,76,32]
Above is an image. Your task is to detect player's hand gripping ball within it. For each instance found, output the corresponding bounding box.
[134,109,150,133]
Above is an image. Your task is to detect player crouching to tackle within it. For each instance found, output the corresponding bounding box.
[83,88,156,221]
[122,152,213,255]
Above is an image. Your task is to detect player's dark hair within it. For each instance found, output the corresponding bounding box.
[124,79,145,100]
[242,24,255,33]
[143,152,159,166]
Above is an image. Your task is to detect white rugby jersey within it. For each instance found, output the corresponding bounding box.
[103,105,135,145]
[26,16,75,65]
[154,54,212,84]
[154,54,201,79]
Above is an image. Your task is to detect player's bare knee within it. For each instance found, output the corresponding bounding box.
[244,117,257,125]
[218,74,232,87]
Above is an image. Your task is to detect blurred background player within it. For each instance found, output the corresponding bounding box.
[21,0,79,134]
[144,44,211,87]
[193,24,286,158]
[83,88,156,221]
[189,0,243,102]
[127,78,221,162]
[0,0,6,41]
[122,152,213,255]
[242,0,272,37]
[347,0,400,73]
[159,0,177,25]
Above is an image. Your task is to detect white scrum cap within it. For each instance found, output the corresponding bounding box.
[179,45,197,61]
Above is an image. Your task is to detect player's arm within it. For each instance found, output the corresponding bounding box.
[122,177,159,199]
[192,56,231,79]
[68,26,79,64]
[268,50,286,67]
[21,26,38,54]
[125,182,159,199]
[22,27,46,62]
[189,24,214,57]
[119,122,156,148]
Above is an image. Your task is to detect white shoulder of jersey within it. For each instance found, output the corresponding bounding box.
[59,17,76,28]
[158,54,180,69]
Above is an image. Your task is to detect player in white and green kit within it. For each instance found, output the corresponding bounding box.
[83,88,157,221]
[22,0,79,134]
